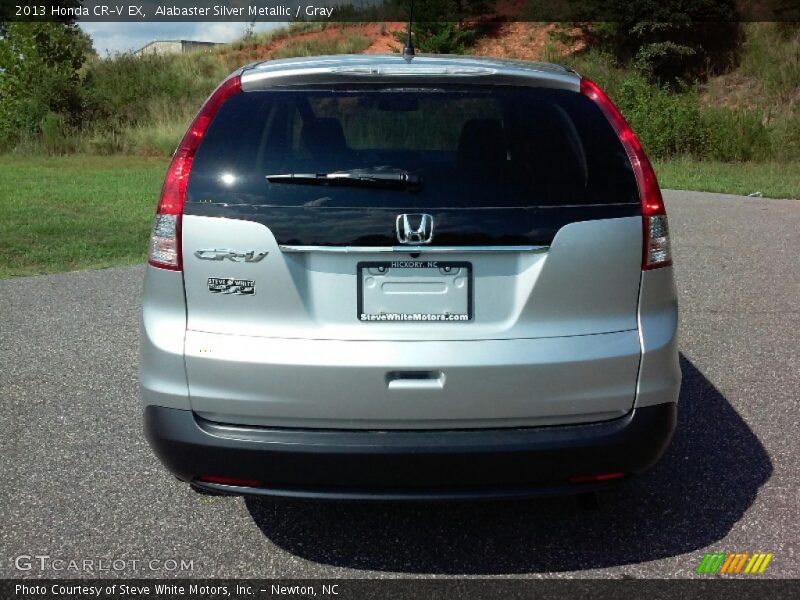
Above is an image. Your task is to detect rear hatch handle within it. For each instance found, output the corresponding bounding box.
[386,371,446,390]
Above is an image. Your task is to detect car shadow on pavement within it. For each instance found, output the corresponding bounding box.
[245,355,772,574]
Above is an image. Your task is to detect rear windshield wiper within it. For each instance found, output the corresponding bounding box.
[266,168,422,191]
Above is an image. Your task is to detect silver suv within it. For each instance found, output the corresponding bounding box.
[140,54,680,500]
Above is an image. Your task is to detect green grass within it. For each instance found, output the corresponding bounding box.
[1,155,796,279]
[654,160,800,200]
[0,155,165,278]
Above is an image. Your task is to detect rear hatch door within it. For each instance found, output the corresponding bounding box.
[180,83,644,427]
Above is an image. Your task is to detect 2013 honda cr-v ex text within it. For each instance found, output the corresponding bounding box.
[140,54,680,500]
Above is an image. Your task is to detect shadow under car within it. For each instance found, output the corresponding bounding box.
[244,355,771,574]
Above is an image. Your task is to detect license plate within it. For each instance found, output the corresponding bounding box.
[357,261,472,322]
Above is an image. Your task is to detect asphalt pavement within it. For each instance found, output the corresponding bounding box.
[1,190,798,579]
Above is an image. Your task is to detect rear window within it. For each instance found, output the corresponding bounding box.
[187,86,638,208]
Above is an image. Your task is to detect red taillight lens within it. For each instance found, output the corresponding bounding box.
[148,73,242,270]
[580,78,672,270]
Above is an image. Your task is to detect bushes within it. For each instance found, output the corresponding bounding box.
[612,75,778,161]
[614,74,708,157]
[396,22,484,54]
[559,42,792,163]
[702,107,772,162]
[737,22,800,103]
[2,19,796,163]
[4,23,379,156]
[771,114,800,161]
[564,1,742,85]
[390,0,491,54]
[0,22,93,151]
[67,53,222,156]
[81,52,227,125]
[39,112,74,154]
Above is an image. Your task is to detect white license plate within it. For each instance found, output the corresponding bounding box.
[358,261,472,322]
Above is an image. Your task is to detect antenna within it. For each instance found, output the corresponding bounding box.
[402,0,415,59]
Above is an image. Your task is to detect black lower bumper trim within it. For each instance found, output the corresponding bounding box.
[144,404,676,500]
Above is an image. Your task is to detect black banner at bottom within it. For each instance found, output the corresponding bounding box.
[2,579,799,600]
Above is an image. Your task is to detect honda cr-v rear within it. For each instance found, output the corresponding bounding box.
[140,54,680,499]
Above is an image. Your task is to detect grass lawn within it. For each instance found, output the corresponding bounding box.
[0,155,166,279]
[0,155,797,279]
[653,160,800,200]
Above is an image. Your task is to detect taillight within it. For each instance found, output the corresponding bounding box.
[148,214,181,270]
[148,73,242,270]
[580,78,672,270]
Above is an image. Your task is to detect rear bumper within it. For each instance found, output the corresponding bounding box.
[144,403,676,500]
[182,330,644,429]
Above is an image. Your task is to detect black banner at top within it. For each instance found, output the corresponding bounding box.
[2,0,799,22]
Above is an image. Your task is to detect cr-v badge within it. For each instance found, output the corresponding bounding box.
[194,249,268,262]
[396,214,434,244]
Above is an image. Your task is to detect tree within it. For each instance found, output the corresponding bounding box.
[554,0,742,85]
[0,21,92,149]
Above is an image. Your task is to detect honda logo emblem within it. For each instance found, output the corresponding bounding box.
[396,214,434,244]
